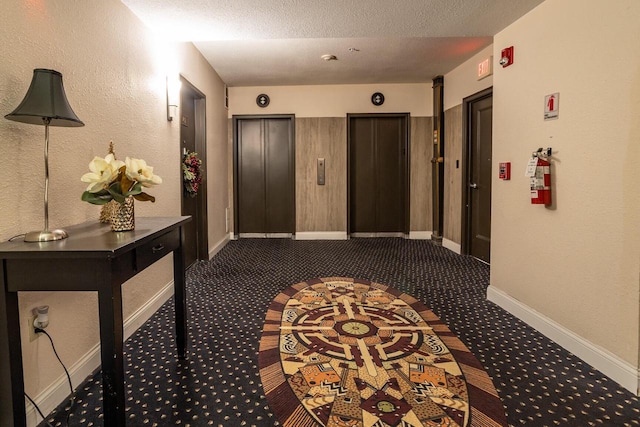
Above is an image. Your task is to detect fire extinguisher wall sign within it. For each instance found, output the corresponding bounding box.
[544,92,559,120]
[525,155,552,205]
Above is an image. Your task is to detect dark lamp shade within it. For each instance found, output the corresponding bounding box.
[5,68,84,127]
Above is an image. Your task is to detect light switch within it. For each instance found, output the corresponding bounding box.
[317,158,325,185]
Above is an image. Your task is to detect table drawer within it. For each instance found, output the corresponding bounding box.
[136,227,180,272]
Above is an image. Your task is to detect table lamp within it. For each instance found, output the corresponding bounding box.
[5,68,84,242]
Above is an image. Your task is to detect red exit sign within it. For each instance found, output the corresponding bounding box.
[477,56,493,80]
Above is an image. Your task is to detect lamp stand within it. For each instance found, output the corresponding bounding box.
[24,118,68,242]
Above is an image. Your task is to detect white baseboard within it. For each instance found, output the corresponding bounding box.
[295,231,348,240]
[409,231,432,240]
[443,238,461,254]
[351,232,405,238]
[487,285,640,396]
[123,282,175,340]
[26,281,175,427]
[408,233,461,256]
[208,233,230,259]
[26,342,102,427]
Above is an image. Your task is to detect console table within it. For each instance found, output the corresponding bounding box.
[0,216,191,426]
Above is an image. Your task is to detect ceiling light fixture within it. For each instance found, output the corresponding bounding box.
[321,54,337,61]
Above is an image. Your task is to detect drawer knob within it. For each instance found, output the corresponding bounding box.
[152,244,165,253]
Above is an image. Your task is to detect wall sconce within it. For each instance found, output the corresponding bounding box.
[166,75,181,121]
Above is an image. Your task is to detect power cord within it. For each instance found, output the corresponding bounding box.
[24,392,54,427]
[35,328,75,427]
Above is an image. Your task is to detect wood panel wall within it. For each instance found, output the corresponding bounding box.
[227,118,234,234]
[295,117,347,232]
[444,104,463,244]
[410,117,433,232]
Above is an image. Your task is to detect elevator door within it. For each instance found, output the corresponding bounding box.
[349,114,409,236]
[235,116,295,236]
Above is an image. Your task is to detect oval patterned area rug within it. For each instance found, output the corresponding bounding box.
[259,277,508,427]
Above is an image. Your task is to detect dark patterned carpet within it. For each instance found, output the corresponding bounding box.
[41,238,640,426]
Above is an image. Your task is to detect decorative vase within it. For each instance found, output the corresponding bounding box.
[110,196,135,231]
[99,200,116,223]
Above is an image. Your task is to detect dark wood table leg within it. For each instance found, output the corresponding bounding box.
[1,264,26,427]
[173,225,187,359]
[98,280,126,426]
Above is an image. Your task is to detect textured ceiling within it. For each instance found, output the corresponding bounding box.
[121,0,544,86]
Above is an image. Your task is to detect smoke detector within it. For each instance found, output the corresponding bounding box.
[321,54,337,61]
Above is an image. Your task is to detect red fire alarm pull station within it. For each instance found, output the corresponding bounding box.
[499,46,514,67]
[499,162,511,180]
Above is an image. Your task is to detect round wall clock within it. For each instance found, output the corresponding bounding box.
[256,94,270,107]
[371,92,385,106]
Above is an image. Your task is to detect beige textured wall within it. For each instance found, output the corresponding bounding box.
[0,0,227,404]
[410,117,433,232]
[229,83,432,117]
[296,118,347,232]
[444,45,493,111]
[491,0,640,366]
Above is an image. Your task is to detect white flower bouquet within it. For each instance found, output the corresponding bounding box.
[81,153,162,205]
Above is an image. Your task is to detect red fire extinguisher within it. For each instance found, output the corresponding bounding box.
[530,156,551,205]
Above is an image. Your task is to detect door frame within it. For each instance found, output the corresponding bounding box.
[461,87,492,256]
[232,114,296,237]
[346,113,411,236]
[179,75,208,262]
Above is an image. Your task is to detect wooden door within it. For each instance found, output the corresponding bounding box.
[464,89,492,263]
[349,114,409,236]
[235,116,295,236]
[180,78,207,268]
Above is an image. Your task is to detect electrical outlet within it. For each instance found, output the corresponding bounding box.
[28,315,40,342]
